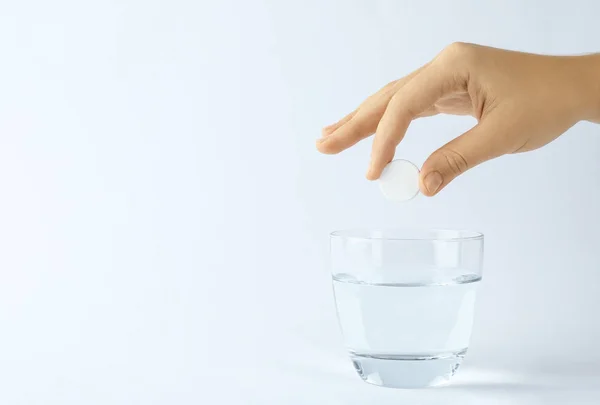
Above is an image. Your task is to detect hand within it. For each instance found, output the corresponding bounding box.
[316,43,600,196]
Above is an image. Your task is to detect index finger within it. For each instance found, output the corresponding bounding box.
[367,63,466,180]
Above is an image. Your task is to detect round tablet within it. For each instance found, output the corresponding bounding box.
[378,159,420,202]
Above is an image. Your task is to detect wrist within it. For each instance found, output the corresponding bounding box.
[571,54,600,123]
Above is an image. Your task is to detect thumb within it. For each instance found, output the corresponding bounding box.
[419,121,505,196]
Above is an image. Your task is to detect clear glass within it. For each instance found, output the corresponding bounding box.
[330,229,484,389]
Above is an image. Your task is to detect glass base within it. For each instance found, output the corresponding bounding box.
[350,349,467,389]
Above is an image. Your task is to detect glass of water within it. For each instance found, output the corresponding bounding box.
[331,229,484,389]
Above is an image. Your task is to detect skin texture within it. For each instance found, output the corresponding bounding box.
[316,43,600,196]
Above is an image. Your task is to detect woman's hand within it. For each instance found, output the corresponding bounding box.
[317,43,600,196]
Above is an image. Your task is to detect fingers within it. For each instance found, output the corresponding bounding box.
[316,103,389,154]
[321,109,358,137]
[317,81,399,154]
[367,63,463,179]
[317,65,429,155]
[419,117,507,196]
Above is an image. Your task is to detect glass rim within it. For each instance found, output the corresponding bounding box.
[330,228,483,242]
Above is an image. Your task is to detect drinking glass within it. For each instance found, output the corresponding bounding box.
[330,229,484,388]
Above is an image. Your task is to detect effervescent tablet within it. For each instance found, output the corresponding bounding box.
[378,159,420,202]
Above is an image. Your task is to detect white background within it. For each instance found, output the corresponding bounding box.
[1,0,600,403]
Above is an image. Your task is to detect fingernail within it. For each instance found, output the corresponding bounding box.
[322,124,336,134]
[423,171,443,194]
[322,127,335,137]
[316,137,327,144]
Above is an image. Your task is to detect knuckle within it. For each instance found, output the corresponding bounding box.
[445,41,471,55]
[437,148,469,176]
[437,42,476,66]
